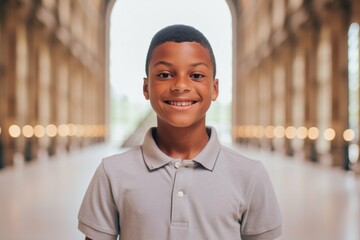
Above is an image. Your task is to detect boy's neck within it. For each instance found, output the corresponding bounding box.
[154,122,209,160]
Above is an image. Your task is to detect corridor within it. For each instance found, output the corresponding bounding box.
[0,143,359,240]
[1,1,360,239]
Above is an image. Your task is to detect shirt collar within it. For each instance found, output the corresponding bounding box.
[193,127,221,171]
[141,127,221,171]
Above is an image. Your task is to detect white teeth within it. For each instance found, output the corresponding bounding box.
[169,101,193,106]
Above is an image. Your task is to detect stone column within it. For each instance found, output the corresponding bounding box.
[0,4,5,168]
[233,11,245,142]
[329,10,350,167]
[272,54,287,152]
[55,46,70,153]
[1,3,18,166]
[68,56,82,150]
[37,36,52,158]
[283,41,295,156]
[48,37,62,156]
[303,26,320,162]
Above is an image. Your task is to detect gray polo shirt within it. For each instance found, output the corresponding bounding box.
[78,127,282,240]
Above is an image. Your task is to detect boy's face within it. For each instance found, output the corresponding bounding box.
[143,41,219,129]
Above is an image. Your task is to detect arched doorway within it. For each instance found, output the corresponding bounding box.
[107,0,234,145]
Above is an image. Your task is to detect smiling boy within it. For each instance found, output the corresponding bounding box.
[78,24,282,240]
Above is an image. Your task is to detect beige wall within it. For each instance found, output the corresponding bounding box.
[0,0,107,167]
[232,0,359,168]
[1,0,359,170]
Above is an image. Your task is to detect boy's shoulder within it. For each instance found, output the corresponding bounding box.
[220,144,261,164]
[218,144,265,173]
[105,145,142,158]
[101,145,144,170]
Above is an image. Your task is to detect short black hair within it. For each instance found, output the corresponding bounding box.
[145,24,216,77]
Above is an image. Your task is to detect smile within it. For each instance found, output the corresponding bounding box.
[165,101,197,107]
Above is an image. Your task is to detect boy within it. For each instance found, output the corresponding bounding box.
[78,24,282,240]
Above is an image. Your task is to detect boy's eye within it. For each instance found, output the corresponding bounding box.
[158,73,172,79]
[191,73,204,80]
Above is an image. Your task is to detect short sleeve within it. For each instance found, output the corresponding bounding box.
[78,161,119,240]
[240,162,282,240]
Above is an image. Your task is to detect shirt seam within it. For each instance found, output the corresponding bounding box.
[242,223,282,236]
[78,216,118,236]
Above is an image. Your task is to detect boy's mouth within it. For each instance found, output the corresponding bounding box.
[164,101,197,106]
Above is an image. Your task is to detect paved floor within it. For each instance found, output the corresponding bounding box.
[236,146,360,240]
[0,143,359,240]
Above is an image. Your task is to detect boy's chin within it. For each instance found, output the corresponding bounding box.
[157,118,205,129]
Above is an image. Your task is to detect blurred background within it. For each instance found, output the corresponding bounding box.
[0,0,359,239]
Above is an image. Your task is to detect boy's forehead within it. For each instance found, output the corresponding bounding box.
[145,25,216,77]
[150,41,212,60]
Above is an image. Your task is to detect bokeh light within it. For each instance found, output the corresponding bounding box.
[9,125,21,138]
[46,124,57,137]
[274,126,285,138]
[68,123,77,136]
[58,124,70,137]
[296,126,308,139]
[75,124,85,137]
[244,125,252,138]
[308,127,320,140]
[22,125,34,138]
[256,125,264,138]
[285,126,296,139]
[264,125,275,138]
[343,129,355,142]
[324,128,336,141]
[236,126,244,138]
[349,143,359,163]
[34,125,45,138]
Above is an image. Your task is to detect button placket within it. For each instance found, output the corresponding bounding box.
[177,191,184,198]
[170,161,193,226]
[174,161,181,169]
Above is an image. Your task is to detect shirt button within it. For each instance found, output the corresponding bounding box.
[177,191,184,198]
[175,162,181,169]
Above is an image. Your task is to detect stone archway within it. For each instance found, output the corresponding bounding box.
[106,0,237,143]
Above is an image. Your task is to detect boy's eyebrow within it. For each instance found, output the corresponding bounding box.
[154,61,173,67]
[191,62,210,68]
[153,61,210,68]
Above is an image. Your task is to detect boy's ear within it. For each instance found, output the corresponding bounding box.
[143,77,150,100]
[211,78,219,101]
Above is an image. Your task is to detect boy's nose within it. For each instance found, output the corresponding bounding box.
[171,76,191,93]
